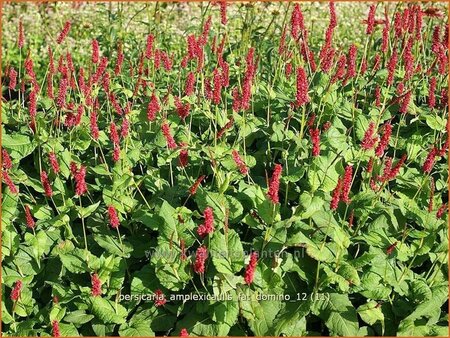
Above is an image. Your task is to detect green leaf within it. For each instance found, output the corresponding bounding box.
[58,323,80,336]
[357,300,384,326]
[400,283,447,323]
[311,210,350,249]
[158,200,178,241]
[55,244,89,274]
[76,201,101,218]
[239,289,282,336]
[119,320,155,336]
[50,305,67,322]
[308,154,341,192]
[2,189,18,226]
[195,189,228,220]
[91,297,127,324]
[425,115,446,131]
[94,234,133,258]
[273,301,310,336]
[210,230,244,274]
[210,301,239,327]
[2,133,36,159]
[64,310,95,325]
[312,293,359,336]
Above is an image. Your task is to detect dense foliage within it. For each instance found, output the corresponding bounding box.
[1,2,449,336]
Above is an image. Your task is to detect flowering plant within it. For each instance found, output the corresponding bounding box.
[1,2,448,336]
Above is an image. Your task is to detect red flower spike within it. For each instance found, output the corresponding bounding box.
[56,21,71,44]
[121,118,130,139]
[295,67,309,107]
[374,85,381,107]
[2,149,12,170]
[56,78,68,109]
[161,122,177,149]
[145,34,154,59]
[24,205,35,229]
[388,154,407,180]
[40,171,53,197]
[309,128,320,157]
[232,150,248,175]
[147,94,160,122]
[74,165,88,196]
[10,280,22,301]
[373,53,381,72]
[428,77,437,109]
[18,20,24,48]
[174,97,190,121]
[437,203,447,219]
[321,48,335,73]
[185,72,195,96]
[113,145,120,162]
[331,55,346,83]
[322,121,331,132]
[387,51,398,86]
[48,152,60,174]
[114,44,124,75]
[375,123,392,157]
[244,252,258,285]
[361,122,378,151]
[92,57,108,83]
[422,147,437,174]
[154,289,166,307]
[340,165,353,204]
[28,89,37,119]
[179,144,189,168]
[291,4,305,40]
[197,207,214,238]
[403,38,414,80]
[92,39,99,64]
[367,157,374,174]
[9,67,17,90]
[189,175,205,195]
[91,273,102,297]
[52,320,60,338]
[330,178,343,211]
[267,164,282,204]
[219,1,227,25]
[109,122,120,146]
[212,68,223,105]
[194,246,208,274]
[108,205,120,229]
[386,241,398,255]
[90,110,99,141]
[366,5,376,35]
[346,45,357,80]
[232,87,242,112]
[431,26,441,54]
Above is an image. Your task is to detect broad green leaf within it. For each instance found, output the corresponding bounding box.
[312,293,359,336]
[64,310,95,325]
[357,300,384,326]
[2,133,36,159]
[210,229,244,274]
[91,297,127,324]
